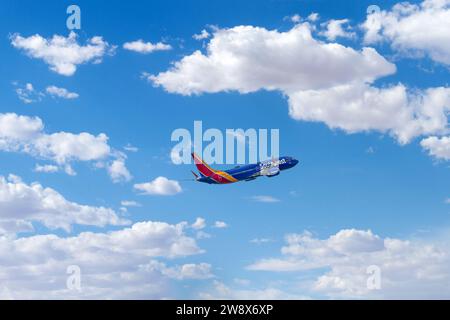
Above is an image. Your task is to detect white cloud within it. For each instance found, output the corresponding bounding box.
[362,0,450,65]
[421,136,450,160]
[46,86,79,99]
[0,113,109,163]
[34,164,59,173]
[192,217,206,230]
[247,228,450,299]
[307,13,320,22]
[146,261,213,280]
[33,132,111,163]
[148,22,450,148]
[213,221,228,228]
[250,238,274,245]
[0,219,34,235]
[320,19,355,41]
[0,220,206,299]
[196,230,211,239]
[148,24,395,95]
[199,280,309,299]
[123,39,171,53]
[0,113,131,181]
[14,83,78,103]
[11,31,115,76]
[193,29,210,40]
[251,195,280,203]
[64,164,76,176]
[108,158,132,183]
[0,113,43,140]
[288,84,450,144]
[123,144,138,152]
[290,14,301,23]
[15,82,43,104]
[0,175,129,234]
[134,177,182,196]
[120,200,141,207]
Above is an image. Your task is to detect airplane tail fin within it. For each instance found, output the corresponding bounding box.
[191,152,216,177]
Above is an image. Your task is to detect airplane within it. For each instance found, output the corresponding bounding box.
[191,152,299,184]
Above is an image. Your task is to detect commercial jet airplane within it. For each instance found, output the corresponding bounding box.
[191,152,299,184]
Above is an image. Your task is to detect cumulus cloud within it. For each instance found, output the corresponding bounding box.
[320,19,355,41]
[107,158,132,183]
[147,22,450,147]
[134,177,182,196]
[34,132,111,164]
[147,24,395,95]
[288,84,450,144]
[46,86,79,99]
[11,31,115,76]
[362,0,450,65]
[421,136,450,160]
[0,112,43,141]
[0,219,34,235]
[247,229,450,299]
[290,14,301,23]
[0,113,131,181]
[193,29,210,40]
[0,175,129,234]
[199,280,309,299]
[0,113,109,163]
[307,13,320,22]
[192,217,206,230]
[123,39,171,53]
[0,220,208,299]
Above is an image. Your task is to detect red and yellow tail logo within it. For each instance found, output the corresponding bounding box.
[191,152,238,183]
[191,152,216,177]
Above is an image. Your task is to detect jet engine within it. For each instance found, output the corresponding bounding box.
[260,166,280,177]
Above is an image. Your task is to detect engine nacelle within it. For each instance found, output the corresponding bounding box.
[260,166,280,177]
[267,172,280,177]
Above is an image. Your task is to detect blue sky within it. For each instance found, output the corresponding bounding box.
[0,0,450,299]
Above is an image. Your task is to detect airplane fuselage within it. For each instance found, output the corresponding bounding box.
[195,156,299,184]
